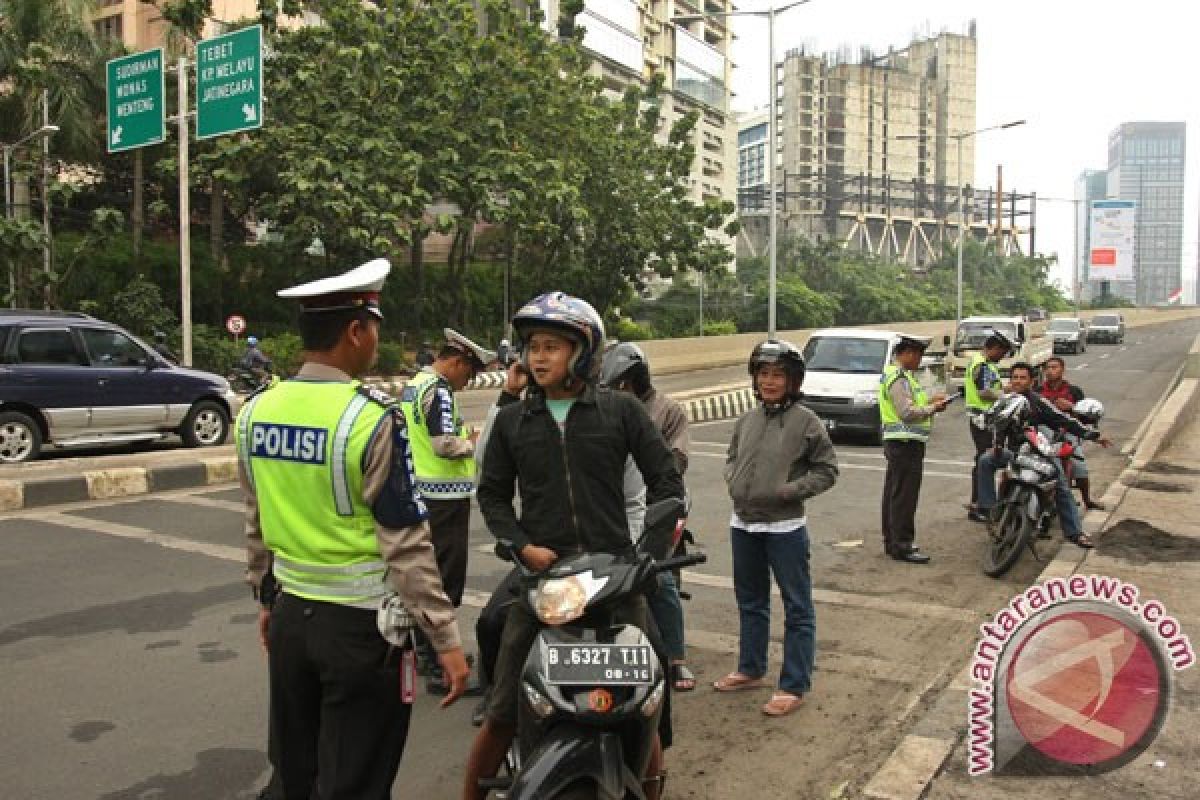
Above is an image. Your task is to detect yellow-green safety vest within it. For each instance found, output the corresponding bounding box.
[964,353,1000,412]
[399,369,475,499]
[235,379,391,607]
[878,364,932,442]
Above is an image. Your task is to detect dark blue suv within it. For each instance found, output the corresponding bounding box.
[0,310,240,463]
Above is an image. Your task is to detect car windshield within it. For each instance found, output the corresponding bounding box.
[1048,319,1080,332]
[1093,315,1119,325]
[802,336,889,373]
[955,322,1017,349]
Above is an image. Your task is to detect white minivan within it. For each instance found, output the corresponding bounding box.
[799,328,919,445]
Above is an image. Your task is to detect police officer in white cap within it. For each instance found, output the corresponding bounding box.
[237,258,468,800]
[399,327,495,691]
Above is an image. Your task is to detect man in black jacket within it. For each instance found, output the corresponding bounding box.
[974,362,1111,547]
[462,292,683,800]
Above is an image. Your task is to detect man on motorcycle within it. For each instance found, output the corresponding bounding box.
[974,362,1112,548]
[462,292,684,800]
[1038,356,1104,511]
[241,336,273,379]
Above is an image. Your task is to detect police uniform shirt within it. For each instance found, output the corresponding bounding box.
[241,362,462,653]
[971,359,1002,404]
[887,370,936,423]
[415,366,474,460]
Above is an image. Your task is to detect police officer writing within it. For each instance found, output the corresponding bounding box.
[400,328,495,692]
[237,258,468,800]
[879,335,950,564]
[964,331,1013,520]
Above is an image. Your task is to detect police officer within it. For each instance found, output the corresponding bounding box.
[400,328,495,691]
[238,258,468,800]
[879,335,950,564]
[964,331,1013,521]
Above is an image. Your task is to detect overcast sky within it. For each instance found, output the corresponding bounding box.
[727,0,1199,303]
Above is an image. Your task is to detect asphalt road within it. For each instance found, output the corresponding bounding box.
[1,317,1196,799]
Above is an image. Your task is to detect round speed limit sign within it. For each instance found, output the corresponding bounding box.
[225,314,247,336]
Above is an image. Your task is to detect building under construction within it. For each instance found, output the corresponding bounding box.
[737,24,1036,267]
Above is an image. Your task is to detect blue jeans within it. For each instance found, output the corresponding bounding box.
[731,526,815,694]
[976,450,1082,539]
[647,572,686,662]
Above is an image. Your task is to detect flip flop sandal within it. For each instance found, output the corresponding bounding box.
[762,692,804,717]
[713,672,768,692]
[672,663,697,692]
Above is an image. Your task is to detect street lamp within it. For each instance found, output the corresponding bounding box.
[672,1,812,339]
[899,119,1024,333]
[3,124,60,308]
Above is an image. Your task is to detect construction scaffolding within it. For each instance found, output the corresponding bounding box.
[737,171,1037,268]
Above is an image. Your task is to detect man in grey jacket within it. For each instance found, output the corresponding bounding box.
[715,340,838,717]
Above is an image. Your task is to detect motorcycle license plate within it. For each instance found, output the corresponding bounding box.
[545,644,654,686]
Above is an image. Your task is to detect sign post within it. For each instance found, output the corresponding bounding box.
[106,49,165,153]
[226,314,247,339]
[196,25,264,140]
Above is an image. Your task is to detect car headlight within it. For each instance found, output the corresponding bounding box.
[852,390,879,407]
[533,571,609,626]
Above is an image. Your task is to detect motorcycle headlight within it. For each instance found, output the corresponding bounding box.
[641,680,665,718]
[1014,454,1041,471]
[852,390,879,407]
[533,571,609,626]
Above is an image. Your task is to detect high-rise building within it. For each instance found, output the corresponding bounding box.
[538,0,737,211]
[734,25,1021,267]
[1074,169,1108,305]
[1106,121,1186,305]
[737,110,768,211]
[88,0,285,49]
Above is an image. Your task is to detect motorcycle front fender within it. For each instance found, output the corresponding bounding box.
[1024,490,1042,522]
[509,726,642,800]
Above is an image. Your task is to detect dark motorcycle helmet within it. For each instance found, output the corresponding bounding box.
[748,339,806,403]
[512,291,606,384]
[600,342,651,395]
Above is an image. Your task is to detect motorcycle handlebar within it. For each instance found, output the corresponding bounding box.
[654,552,707,573]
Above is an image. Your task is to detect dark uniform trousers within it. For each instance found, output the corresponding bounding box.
[968,420,992,506]
[881,440,926,554]
[425,497,471,606]
[266,592,411,800]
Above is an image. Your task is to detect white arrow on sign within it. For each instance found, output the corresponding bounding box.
[242,104,257,123]
[111,125,123,146]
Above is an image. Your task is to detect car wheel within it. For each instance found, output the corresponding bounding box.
[0,411,43,463]
[181,401,230,448]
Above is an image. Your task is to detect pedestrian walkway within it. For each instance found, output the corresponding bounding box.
[921,412,1200,799]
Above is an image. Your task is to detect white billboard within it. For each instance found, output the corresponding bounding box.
[1088,200,1137,282]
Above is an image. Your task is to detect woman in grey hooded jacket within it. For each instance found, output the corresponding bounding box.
[715,340,839,717]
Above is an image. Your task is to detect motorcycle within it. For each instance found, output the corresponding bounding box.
[227,365,271,394]
[480,496,705,800]
[982,426,1081,577]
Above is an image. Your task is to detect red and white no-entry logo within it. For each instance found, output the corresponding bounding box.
[225,314,247,336]
[1005,610,1166,768]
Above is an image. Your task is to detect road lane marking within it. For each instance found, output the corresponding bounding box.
[164,494,244,513]
[34,512,243,562]
[690,451,970,478]
[1075,362,1089,369]
[1099,353,1110,359]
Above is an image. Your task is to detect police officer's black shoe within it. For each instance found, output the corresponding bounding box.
[891,547,931,564]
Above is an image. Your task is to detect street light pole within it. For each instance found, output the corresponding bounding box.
[672,1,811,340]
[955,134,964,332]
[2,124,60,308]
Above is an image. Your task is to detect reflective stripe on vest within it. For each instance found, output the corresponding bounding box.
[964,353,999,411]
[400,370,475,499]
[236,380,389,607]
[878,365,931,442]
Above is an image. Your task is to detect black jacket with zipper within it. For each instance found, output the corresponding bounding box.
[477,384,684,558]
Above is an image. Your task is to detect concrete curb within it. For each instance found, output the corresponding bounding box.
[0,456,239,513]
[863,332,1200,800]
[683,387,757,424]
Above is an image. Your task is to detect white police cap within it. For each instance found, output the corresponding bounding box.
[443,328,496,368]
[278,258,390,318]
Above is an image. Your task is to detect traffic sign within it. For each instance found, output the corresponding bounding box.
[196,25,263,140]
[226,314,247,336]
[106,48,165,153]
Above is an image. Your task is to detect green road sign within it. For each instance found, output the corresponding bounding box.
[106,48,165,153]
[196,25,263,140]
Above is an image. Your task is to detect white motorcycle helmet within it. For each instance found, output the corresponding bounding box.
[1073,397,1105,424]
